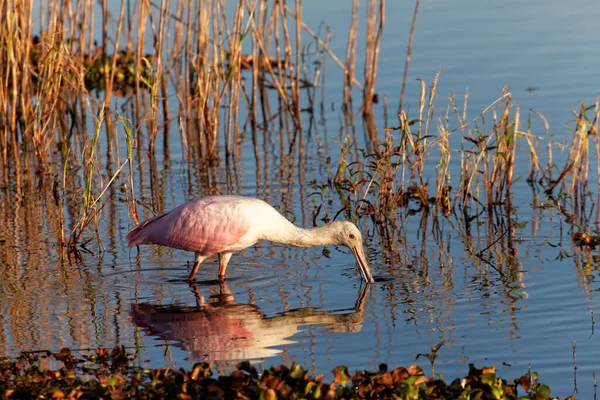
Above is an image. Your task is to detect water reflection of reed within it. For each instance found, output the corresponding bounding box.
[0,164,136,356]
[130,282,369,362]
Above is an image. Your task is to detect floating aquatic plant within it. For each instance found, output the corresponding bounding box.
[0,346,569,399]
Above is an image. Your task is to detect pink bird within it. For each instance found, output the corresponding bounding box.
[126,195,374,283]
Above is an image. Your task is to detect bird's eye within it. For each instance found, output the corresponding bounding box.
[349,234,355,239]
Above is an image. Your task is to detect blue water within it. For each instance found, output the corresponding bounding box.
[6,1,600,399]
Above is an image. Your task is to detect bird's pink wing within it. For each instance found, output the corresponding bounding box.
[126,198,251,256]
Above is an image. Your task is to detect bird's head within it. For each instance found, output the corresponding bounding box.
[330,221,374,283]
[330,221,363,246]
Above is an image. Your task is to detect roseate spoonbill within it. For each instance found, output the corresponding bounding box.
[126,195,374,282]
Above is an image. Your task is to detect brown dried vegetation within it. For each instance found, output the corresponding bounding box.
[0,347,567,399]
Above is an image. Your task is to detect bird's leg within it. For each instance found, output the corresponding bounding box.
[188,253,205,281]
[189,282,205,308]
[217,252,233,280]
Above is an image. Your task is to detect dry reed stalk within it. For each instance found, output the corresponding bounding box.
[452,93,513,210]
[486,92,511,206]
[275,0,299,133]
[168,0,186,159]
[256,2,275,128]
[69,106,105,247]
[137,0,154,167]
[523,110,547,183]
[147,0,170,153]
[31,41,66,169]
[469,87,519,208]
[76,0,93,138]
[299,21,327,145]
[343,0,358,109]
[391,71,442,189]
[56,153,68,252]
[282,4,364,92]
[423,70,442,148]
[2,4,21,171]
[482,110,499,208]
[272,0,284,132]
[189,0,214,160]
[209,0,229,159]
[121,114,138,225]
[133,0,148,130]
[247,2,298,132]
[451,90,469,209]
[293,0,302,135]
[398,0,420,117]
[435,105,451,214]
[506,104,519,194]
[591,96,600,224]
[363,0,384,113]
[103,0,127,160]
[160,3,172,159]
[255,0,274,127]
[224,1,246,157]
[181,0,193,155]
[249,0,261,131]
[562,104,594,204]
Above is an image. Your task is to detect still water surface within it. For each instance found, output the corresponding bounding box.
[4,1,600,398]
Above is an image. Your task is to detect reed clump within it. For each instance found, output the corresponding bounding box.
[320,73,600,254]
[0,0,384,250]
[3,0,599,269]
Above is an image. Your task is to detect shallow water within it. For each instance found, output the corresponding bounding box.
[4,1,600,399]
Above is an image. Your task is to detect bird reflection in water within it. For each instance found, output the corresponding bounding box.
[130,282,370,362]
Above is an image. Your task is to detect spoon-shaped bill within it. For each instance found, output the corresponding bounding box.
[351,244,374,283]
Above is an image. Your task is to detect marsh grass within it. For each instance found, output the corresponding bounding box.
[0,0,386,253]
[2,0,600,262]
[318,73,600,273]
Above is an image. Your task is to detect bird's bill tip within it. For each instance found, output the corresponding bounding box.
[352,245,374,283]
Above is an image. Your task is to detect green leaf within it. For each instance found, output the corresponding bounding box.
[490,386,504,399]
[305,381,314,396]
[313,384,322,399]
[289,363,304,379]
[107,375,118,387]
[533,384,551,398]
[481,373,497,386]
[332,366,350,386]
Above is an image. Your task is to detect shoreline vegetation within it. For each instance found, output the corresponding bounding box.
[1,0,597,256]
[0,346,567,399]
[1,1,599,399]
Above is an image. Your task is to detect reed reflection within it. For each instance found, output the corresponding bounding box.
[131,282,369,361]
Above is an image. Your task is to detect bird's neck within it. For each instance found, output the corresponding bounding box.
[265,223,339,248]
